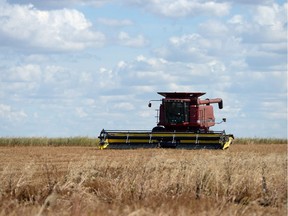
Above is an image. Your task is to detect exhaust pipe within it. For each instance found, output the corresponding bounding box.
[198,98,223,109]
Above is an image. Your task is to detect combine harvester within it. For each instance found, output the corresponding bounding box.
[98,92,234,149]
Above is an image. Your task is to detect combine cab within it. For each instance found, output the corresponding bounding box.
[98,92,234,149]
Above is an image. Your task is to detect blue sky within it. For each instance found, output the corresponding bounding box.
[0,0,287,138]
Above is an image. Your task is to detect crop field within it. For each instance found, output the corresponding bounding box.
[0,139,287,216]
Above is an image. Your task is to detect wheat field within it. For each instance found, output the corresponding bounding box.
[0,141,287,215]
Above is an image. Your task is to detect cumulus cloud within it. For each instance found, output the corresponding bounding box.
[155,2,287,72]
[230,3,287,70]
[1,63,71,84]
[155,32,243,63]
[155,34,211,62]
[75,107,88,118]
[113,102,135,111]
[98,67,120,88]
[198,20,229,38]
[216,0,275,5]
[227,3,287,43]
[228,15,244,25]
[0,63,79,103]
[118,31,149,47]
[124,0,230,17]
[97,18,133,26]
[7,64,41,82]
[114,55,233,94]
[0,104,27,121]
[7,0,112,9]
[0,0,106,51]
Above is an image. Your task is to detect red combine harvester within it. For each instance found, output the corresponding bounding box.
[98,92,234,149]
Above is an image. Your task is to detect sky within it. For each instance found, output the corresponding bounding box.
[0,0,287,138]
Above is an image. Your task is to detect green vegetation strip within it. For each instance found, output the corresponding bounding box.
[0,137,99,146]
[233,138,287,145]
[0,137,286,146]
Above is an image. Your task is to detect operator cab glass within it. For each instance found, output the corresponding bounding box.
[164,101,189,124]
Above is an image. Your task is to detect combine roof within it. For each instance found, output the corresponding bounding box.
[157,92,206,99]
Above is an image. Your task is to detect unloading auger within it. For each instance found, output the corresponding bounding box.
[98,92,234,149]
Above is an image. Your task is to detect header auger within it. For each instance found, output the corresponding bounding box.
[98,92,234,149]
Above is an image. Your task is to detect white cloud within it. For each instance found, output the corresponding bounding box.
[8,64,41,82]
[118,31,149,47]
[8,0,112,9]
[75,107,88,118]
[198,20,229,38]
[24,54,49,63]
[43,65,70,83]
[155,34,210,62]
[98,67,120,88]
[228,15,244,25]
[208,60,226,74]
[231,3,287,44]
[0,104,27,121]
[254,3,286,27]
[156,33,243,63]
[124,0,231,17]
[0,1,106,51]
[261,100,287,120]
[115,55,234,93]
[97,18,133,26]
[0,63,80,101]
[216,0,274,4]
[113,102,135,111]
